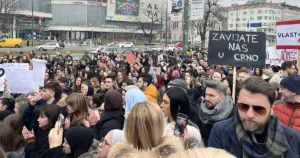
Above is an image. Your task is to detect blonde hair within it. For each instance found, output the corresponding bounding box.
[125,101,164,150]
[168,148,236,158]
[66,93,89,127]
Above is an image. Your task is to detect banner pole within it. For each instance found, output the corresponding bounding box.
[232,66,237,104]
[298,49,300,75]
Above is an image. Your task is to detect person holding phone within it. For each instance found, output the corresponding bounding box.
[160,87,204,147]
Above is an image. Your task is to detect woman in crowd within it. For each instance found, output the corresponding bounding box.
[160,87,204,147]
[42,125,94,158]
[92,90,124,140]
[108,101,184,158]
[72,77,84,93]
[14,98,29,117]
[254,68,263,78]
[0,122,21,157]
[4,114,25,157]
[23,105,60,158]
[124,88,147,120]
[0,98,15,120]
[65,93,89,129]
[98,129,125,158]
[168,148,235,158]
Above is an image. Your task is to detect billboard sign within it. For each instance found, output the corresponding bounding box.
[115,0,140,16]
[189,0,204,21]
[170,0,184,21]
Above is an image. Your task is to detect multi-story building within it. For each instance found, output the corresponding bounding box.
[3,0,163,41]
[222,2,300,46]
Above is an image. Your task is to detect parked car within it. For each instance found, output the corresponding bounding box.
[0,38,22,48]
[37,42,59,51]
[118,42,134,48]
[164,44,176,51]
[89,46,105,53]
[175,42,183,47]
[90,46,122,55]
[145,45,163,52]
[107,41,119,47]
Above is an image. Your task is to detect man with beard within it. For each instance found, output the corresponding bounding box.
[137,73,157,103]
[208,77,300,157]
[273,75,300,132]
[194,80,234,146]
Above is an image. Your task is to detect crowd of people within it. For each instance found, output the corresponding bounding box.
[0,49,300,158]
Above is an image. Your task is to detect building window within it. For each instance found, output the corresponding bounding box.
[230,12,234,16]
[257,16,262,20]
[277,11,281,14]
[250,17,254,20]
[229,24,233,28]
[243,11,247,15]
[265,10,268,14]
[264,16,268,20]
[269,16,272,20]
[250,10,255,14]
[258,10,262,13]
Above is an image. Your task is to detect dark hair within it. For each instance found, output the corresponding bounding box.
[254,68,263,77]
[165,87,191,121]
[241,77,276,105]
[0,122,15,152]
[44,82,62,100]
[92,93,105,108]
[0,98,15,112]
[140,74,153,86]
[106,72,116,81]
[281,61,293,71]
[121,78,134,86]
[38,105,60,130]
[3,114,24,150]
[237,67,248,74]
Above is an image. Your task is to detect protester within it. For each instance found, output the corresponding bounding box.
[65,93,89,129]
[92,90,124,140]
[124,88,147,119]
[0,122,21,157]
[14,98,29,117]
[137,73,158,103]
[194,80,234,146]
[42,125,94,158]
[108,101,184,158]
[208,77,300,157]
[269,61,296,84]
[72,77,84,93]
[161,87,204,147]
[274,75,300,132]
[98,129,125,158]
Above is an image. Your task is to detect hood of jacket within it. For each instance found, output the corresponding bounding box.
[198,95,233,124]
[143,84,158,103]
[78,139,99,158]
[107,136,184,158]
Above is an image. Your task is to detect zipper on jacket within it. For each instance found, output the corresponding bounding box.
[287,103,296,127]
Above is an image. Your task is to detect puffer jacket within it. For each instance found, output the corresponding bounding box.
[143,84,158,103]
[107,136,184,158]
[273,102,300,132]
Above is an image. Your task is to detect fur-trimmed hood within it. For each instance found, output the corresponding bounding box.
[107,136,184,158]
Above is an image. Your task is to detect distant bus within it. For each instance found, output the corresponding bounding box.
[0,38,23,48]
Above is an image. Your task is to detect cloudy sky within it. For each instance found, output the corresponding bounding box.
[222,0,300,7]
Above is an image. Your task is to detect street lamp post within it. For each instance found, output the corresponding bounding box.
[31,0,34,47]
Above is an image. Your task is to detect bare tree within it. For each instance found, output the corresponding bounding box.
[191,0,225,48]
[0,0,26,34]
[133,2,164,44]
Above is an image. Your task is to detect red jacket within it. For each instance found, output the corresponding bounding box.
[273,102,300,132]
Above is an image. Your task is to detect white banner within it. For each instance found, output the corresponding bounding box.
[266,47,298,65]
[189,0,204,21]
[32,59,47,87]
[171,0,184,21]
[276,20,300,49]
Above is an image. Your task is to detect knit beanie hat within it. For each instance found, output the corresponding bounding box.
[109,129,125,146]
[280,75,300,95]
[169,79,188,90]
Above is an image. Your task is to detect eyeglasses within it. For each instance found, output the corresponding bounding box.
[99,137,111,148]
[237,103,267,115]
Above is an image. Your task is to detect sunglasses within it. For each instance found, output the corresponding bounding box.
[237,103,267,115]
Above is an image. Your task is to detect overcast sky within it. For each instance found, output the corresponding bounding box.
[222,0,300,7]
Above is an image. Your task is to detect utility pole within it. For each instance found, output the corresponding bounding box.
[165,0,168,47]
[182,0,189,54]
[31,0,34,47]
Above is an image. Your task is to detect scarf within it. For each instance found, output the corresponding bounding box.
[198,95,233,124]
[235,115,290,158]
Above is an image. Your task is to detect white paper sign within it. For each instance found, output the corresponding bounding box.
[276,20,300,49]
[1,63,37,94]
[0,65,6,91]
[190,0,204,20]
[32,59,47,86]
